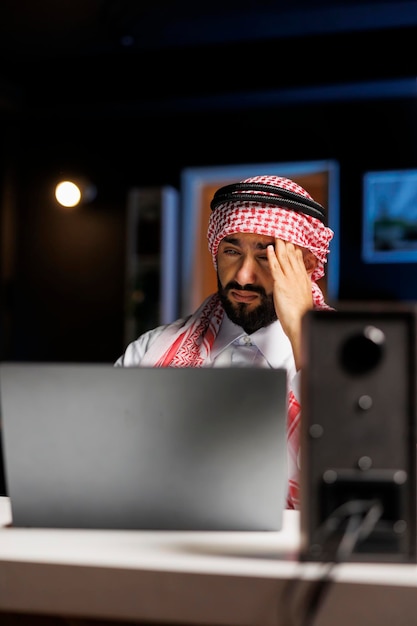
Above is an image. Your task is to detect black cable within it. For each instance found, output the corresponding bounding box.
[302,500,384,626]
[336,500,384,561]
[285,499,384,626]
[314,498,384,558]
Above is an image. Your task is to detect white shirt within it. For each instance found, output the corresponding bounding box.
[115,315,301,400]
[207,315,296,371]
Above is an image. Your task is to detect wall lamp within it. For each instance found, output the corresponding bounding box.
[54,178,97,209]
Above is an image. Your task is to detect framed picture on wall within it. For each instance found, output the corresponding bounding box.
[363,168,417,263]
[180,160,340,316]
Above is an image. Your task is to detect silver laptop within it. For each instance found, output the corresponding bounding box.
[0,363,288,531]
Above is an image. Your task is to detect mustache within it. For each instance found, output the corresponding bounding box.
[224,281,267,296]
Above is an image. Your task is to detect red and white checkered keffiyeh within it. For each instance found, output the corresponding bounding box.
[207,174,334,282]
[140,175,334,510]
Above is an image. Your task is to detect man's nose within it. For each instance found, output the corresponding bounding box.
[235,256,257,284]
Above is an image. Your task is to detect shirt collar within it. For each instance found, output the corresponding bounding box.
[211,314,293,369]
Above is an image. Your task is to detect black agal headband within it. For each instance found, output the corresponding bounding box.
[210,182,326,224]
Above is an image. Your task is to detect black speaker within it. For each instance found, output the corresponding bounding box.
[300,304,417,563]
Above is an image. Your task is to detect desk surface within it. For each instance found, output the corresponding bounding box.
[0,497,416,626]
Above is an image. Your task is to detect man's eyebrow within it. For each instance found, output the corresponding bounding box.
[256,241,270,250]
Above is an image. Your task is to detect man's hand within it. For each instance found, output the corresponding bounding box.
[266,239,316,369]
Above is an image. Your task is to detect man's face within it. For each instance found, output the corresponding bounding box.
[216,233,277,334]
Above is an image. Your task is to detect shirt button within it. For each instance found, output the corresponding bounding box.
[243,336,252,346]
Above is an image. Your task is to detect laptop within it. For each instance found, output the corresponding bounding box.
[0,363,288,531]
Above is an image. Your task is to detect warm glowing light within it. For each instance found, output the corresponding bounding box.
[55,181,82,207]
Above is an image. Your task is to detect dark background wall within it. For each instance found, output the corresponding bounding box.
[2,1,417,364]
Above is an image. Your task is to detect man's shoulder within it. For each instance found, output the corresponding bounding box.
[115,315,192,366]
[138,315,191,348]
[148,315,191,339]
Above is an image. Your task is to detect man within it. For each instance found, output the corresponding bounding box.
[115,174,334,509]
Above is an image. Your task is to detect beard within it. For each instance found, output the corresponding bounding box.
[217,276,277,335]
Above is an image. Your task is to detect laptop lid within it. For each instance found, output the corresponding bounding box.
[0,363,288,531]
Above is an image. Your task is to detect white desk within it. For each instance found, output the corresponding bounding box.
[0,497,416,626]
